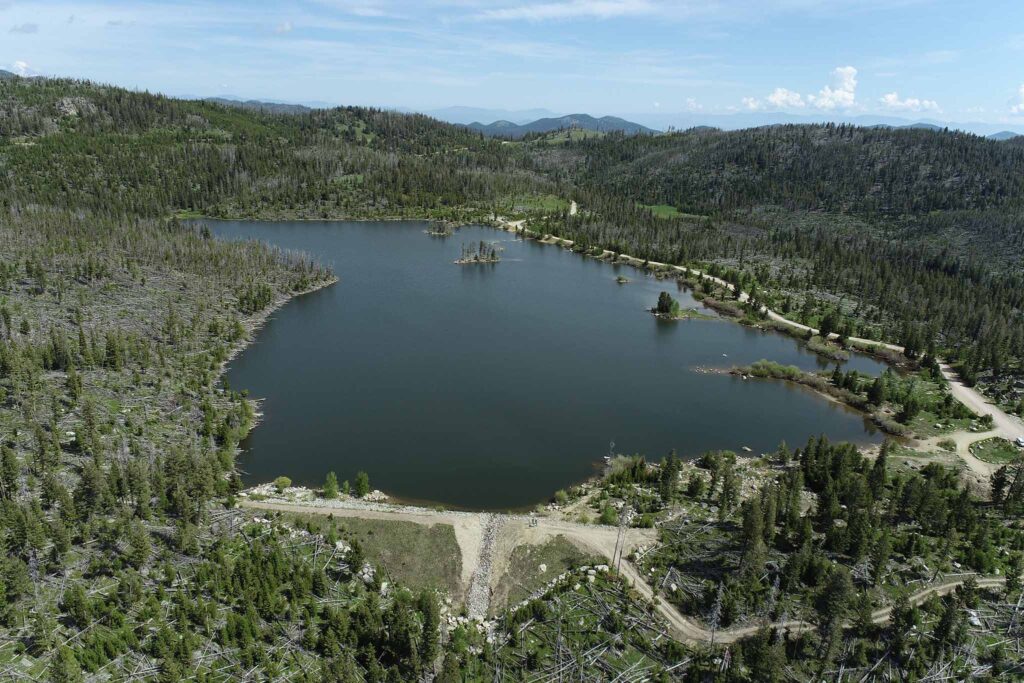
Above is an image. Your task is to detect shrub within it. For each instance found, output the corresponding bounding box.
[273,476,291,493]
[599,505,618,525]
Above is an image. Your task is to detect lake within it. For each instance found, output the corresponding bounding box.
[209,220,887,510]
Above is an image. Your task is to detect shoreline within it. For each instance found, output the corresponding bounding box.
[727,365,908,439]
[210,215,911,505]
[220,275,339,374]
[191,213,484,228]
[491,213,1023,474]
[206,212,1014,506]
[494,216,903,367]
[216,274,339,480]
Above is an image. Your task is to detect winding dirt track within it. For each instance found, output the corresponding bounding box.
[240,498,1004,644]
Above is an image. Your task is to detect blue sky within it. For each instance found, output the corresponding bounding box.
[3,0,1023,125]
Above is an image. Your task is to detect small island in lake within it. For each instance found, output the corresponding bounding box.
[651,290,713,320]
[455,240,501,264]
[615,275,630,284]
[425,221,455,237]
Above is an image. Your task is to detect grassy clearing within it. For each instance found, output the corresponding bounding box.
[661,306,716,321]
[639,203,682,218]
[516,194,569,212]
[886,442,945,467]
[289,513,462,597]
[536,128,606,144]
[970,437,1021,464]
[491,536,598,613]
[907,409,974,438]
[806,334,849,361]
[638,203,707,220]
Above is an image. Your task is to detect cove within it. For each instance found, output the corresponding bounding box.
[208,220,887,510]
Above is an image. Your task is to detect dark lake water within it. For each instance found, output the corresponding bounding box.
[208,220,886,510]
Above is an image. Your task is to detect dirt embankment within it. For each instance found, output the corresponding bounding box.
[240,497,1006,644]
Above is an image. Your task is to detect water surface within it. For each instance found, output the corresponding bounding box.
[210,220,886,509]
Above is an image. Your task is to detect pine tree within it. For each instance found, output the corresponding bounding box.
[867,376,886,405]
[49,646,83,683]
[355,471,371,498]
[0,446,18,500]
[869,444,889,498]
[324,471,339,499]
[993,465,1009,504]
[418,591,440,666]
[739,498,767,581]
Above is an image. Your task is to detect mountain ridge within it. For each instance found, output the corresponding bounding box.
[466,113,657,139]
[203,97,314,115]
[423,105,562,125]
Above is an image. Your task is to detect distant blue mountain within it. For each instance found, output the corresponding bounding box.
[204,97,313,115]
[620,111,1020,139]
[424,106,562,126]
[466,114,657,139]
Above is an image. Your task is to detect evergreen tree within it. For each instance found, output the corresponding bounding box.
[48,646,83,683]
[655,291,679,316]
[324,471,339,499]
[354,471,371,498]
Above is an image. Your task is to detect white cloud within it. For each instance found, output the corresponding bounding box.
[879,91,940,113]
[767,87,805,108]
[1012,84,1024,115]
[476,0,657,21]
[809,65,857,110]
[275,20,294,34]
[9,22,39,34]
[747,66,857,114]
[741,96,762,111]
[11,60,36,77]
[685,97,702,111]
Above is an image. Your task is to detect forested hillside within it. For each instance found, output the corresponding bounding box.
[0,77,547,220]
[557,124,1024,216]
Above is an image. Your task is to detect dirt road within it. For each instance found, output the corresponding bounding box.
[940,362,1024,442]
[239,497,1005,644]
